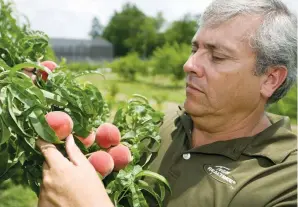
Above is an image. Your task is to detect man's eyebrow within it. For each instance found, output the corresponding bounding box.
[191,39,235,55]
[205,43,235,54]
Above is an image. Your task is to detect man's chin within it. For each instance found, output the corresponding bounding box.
[184,100,198,114]
[183,100,207,117]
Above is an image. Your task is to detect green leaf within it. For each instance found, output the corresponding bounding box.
[106,180,127,205]
[0,71,10,81]
[77,87,95,115]
[0,116,10,145]
[121,131,136,141]
[28,108,62,144]
[0,162,22,183]
[131,94,149,104]
[24,166,42,196]
[140,136,161,153]
[41,89,67,106]
[83,83,104,115]
[56,87,80,109]
[18,105,46,119]
[17,134,42,156]
[26,85,47,105]
[0,47,14,67]
[0,57,11,71]
[141,153,152,167]
[8,77,42,107]
[136,170,171,195]
[113,190,122,206]
[73,135,88,154]
[130,144,141,164]
[138,180,162,207]
[4,90,31,137]
[10,62,52,76]
[130,184,148,207]
[73,70,105,79]
[0,144,9,176]
[113,108,124,124]
[69,111,90,138]
[158,184,166,201]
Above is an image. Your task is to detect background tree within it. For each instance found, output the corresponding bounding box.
[89,17,104,39]
[163,13,199,45]
[102,3,146,57]
[102,3,165,57]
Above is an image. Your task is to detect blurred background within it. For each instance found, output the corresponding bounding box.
[0,0,297,206]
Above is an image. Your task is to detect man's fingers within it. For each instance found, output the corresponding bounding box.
[38,186,56,207]
[42,161,50,173]
[65,134,88,166]
[36,138,69,168]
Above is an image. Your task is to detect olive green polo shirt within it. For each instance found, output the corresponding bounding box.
[148,106,297,207]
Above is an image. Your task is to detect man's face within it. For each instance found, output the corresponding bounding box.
[183,15,264,117]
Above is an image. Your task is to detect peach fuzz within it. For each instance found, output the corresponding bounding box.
[88,150,114,178]
[45,111,73,140]
[95,123,121,148]
[76,131,96,148]
[108,144,132,171]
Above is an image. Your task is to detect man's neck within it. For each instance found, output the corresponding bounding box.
[190,107,272,148]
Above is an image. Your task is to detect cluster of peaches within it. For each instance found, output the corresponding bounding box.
[24,60,132,178]
[45,111,132,178]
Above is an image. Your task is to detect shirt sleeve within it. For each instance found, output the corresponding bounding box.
[266,186,297,207]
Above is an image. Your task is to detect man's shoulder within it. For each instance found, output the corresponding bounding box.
[244,112,297,165]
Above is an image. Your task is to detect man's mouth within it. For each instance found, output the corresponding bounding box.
[186,83,204,93]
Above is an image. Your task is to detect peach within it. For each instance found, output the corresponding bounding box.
[88,150,114,178]
[45,111,73,140]
[108,144,132,171]
[95,123,121,148]
[39,60,57,81]
[76,131,96,148]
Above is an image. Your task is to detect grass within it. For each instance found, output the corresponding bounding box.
[0,181,37,207]
[79,72,186,104]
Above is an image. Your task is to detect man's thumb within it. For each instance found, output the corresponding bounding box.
[65,134,87,166]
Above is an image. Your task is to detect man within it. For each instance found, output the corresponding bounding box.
[35,0,297,206]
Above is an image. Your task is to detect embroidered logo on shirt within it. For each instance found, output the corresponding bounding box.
[203,165,237,185]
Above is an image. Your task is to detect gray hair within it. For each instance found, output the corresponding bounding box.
[200,0,297,104]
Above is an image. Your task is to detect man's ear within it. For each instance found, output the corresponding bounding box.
[260,66,288,99]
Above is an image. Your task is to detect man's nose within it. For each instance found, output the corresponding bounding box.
[183,53,205,78]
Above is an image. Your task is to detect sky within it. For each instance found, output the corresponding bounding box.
[12,0,298,39]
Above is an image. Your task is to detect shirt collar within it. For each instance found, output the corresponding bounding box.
[177,106,297,164]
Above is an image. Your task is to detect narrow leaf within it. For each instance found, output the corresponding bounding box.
[41,89,67,106]
[5,90,31,137]
[10,62,51,76]
[28,108,62,144]
[0,116,10,145]
[138,180,162,207]
[73,70,105,79]
[136,170,171,194]
[0,144,9,176]
[0,58,11,71]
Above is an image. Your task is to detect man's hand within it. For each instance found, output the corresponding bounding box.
[36,134,114,207]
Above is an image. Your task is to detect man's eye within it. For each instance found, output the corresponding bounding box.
[191,48,197,54]
[212,56,225,61]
